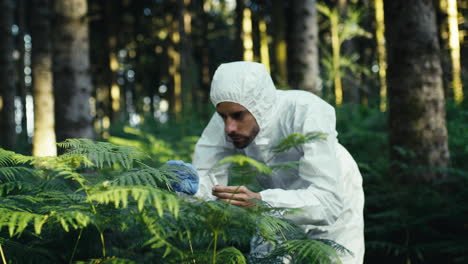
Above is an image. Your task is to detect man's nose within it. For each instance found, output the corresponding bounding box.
[225,119,237,134]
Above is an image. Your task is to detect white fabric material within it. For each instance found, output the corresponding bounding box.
[193,61,364,264]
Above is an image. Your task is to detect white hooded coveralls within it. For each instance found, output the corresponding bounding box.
[192,62,364,264]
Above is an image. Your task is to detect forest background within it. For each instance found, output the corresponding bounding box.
[0,0,467,263]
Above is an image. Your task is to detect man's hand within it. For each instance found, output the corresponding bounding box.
[212,185,261,208]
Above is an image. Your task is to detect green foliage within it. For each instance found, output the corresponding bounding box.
[221,132,327,191]
[0,134,344,264]
[58,138,146,169]
[335,103,468,264]
[271,132,328,154]
[268,239,344,264]
[216,247,247,264]
[107,117,203,166]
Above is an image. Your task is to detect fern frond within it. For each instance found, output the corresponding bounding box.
[0,149,36,167]
[216,247,247,264]
[140,212,185,259]
[0,149,16,167]
[35,190,87,205]
[111,165,179,189]
[51,210,92,232]
[0,206,92,236]
[0,209,48,236]
[268,239,342,264]
[271,132,328,154]
[218,155,272,175]
[0,167,36,182]
[0,182,31,196]
[256,215,297,241]
[87,186,180,217]
[57,139,146,169]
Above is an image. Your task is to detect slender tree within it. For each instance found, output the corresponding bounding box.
[16,0,28,135]
[234,0,244,60]
[384,0,450,181]
[374,0,387,112]
[179,0,197,115]
[271,0,288,84]
[444,0,463,103]
[31,0,57,156]
[88,0,113,138]
[0,0,17,150]
[105,0,121,123]
[52,0,94,141]
[193,0,211,108]
[288,0,321,95]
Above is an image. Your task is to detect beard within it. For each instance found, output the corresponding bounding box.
[227,125,260,149]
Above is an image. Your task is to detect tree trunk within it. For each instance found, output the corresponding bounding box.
[89,0,113,138]
[384,0,450,182]
[105,0,121,123]
[374,0,387,112]
[16,0,28,137]
[179,0,197,116]
[234,0,244,60]
[445,0,463,103]
[52,0,94,142]
[196,0,211,111]
[338,0,360,104]
[271,0,288,84]
[0,0,17,150]
[288,0,321,95]
[242,7,254,61]
[31,0,57,156]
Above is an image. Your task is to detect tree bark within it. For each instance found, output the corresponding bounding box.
[195,0,211,110]
[88,0,113,137]
[0,0,17,150]
[288,0,321,95]
[16,0,28,136]
[52,0,94,142]
[31,0,57,156]
[271,0,288,84]
[384,0,450,182]
[234,0,244,61]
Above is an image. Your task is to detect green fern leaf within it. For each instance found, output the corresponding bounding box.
[52,210,92,232]
[0,182,30,196]
[218,155,272,175]
[0,167,36,182]
[268,239,343,264]
[111,165,179,189]
[0,209,48,236]
[141,211,185,259]
[271,132,328,154]
[87,186,180,217]
[216,247,247,264]
[0,149,16,167]
[57,139,146,169]
[256,215,297,241]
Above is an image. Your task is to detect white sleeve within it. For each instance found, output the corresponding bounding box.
[259,106,343,226]
[192,114,234,201]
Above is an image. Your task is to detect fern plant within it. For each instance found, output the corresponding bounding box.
[0,133,346,264]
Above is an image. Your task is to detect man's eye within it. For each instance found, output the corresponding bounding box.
[232,112,244,120]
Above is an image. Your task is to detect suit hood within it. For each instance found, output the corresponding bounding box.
[210,61,277,143]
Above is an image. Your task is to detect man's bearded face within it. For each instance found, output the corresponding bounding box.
[216,102,260,149]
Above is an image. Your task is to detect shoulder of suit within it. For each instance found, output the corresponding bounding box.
[276,90,334,114]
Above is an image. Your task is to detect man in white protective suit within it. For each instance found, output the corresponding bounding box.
[169,61,364,264]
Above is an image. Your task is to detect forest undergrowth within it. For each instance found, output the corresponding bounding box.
[0,133,348,264]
